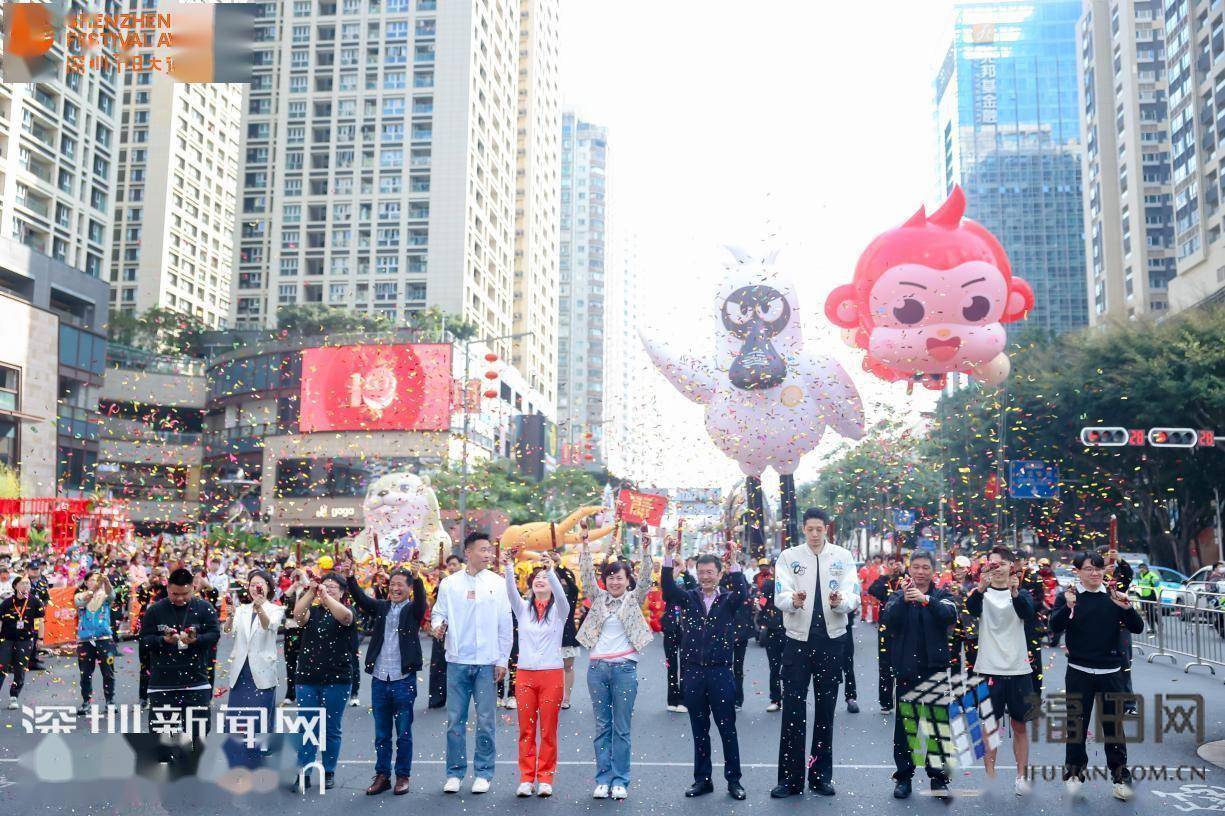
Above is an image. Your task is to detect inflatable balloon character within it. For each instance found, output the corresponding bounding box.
[825,185,1034,391]
[500,506,616,554]
[640,247,864,549]
[350,471,451,567]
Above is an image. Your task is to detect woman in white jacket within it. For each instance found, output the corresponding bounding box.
[225,570,284,738]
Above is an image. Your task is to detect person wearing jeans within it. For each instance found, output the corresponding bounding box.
[343,565,427,796]
[431,532,513,795]
[502,550,569,797]
[290,572,356,792]
[577,527,654,801]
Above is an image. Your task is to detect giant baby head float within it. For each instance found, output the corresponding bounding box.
[350,471,451,566]
[640,248,865,478]
[825,185,1034,390]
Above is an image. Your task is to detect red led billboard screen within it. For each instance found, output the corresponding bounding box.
[299,344,452,433]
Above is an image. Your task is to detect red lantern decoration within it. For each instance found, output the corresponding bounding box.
[584,454,594,461]
[484,370,498,380]
[484,352,499,363]
[483,389,497,398]
[583,432,593,440]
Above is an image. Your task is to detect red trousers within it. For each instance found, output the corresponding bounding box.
[516,668,564,783]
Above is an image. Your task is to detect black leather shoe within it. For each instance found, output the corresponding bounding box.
[809,780,836,796]
[685,780,714,798]
[728,782,746,800]
[893,780,912,799]
[770,784,802,799]
[846,699,860,713]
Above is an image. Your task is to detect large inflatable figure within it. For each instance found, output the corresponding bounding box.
[500,505,616,553]
[350,471,451,566]
[640,248,864,549]
[824,185,1034,391]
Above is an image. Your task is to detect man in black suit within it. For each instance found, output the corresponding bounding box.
[661,537,748,801]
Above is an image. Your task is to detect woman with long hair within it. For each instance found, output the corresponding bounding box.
[502,549,570,798]
[74,570,116,714]
[576,528,654,801]
[290,572,355,792]
[224,570,284,742]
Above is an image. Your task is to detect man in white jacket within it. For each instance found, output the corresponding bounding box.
[770,508,860,799]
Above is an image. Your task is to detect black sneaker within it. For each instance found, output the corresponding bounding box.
[325,771,336,789]
[846,699,860,713]
[930,779,951,798]
[76,702,90,716]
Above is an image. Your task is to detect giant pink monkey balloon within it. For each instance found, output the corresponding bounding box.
[824,185,1034,391]
[640,248,865,479]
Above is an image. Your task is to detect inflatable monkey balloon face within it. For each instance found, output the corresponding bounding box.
[722,284,793,390]
[825,185,1034,388]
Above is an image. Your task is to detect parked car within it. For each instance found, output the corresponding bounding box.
[1146,566,1191,607]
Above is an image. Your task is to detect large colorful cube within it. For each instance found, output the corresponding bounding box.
[897,671,1001,771]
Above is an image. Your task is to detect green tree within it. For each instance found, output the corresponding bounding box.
[408,306,478,342]
[276,304,393,336]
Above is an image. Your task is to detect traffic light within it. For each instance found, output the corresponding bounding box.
[1080,427,1127,446]
[1147,427,1197,448]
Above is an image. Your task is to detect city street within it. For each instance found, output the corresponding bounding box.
[0,622,1220,814]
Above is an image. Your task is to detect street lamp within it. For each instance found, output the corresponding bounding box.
[456,330,533,548]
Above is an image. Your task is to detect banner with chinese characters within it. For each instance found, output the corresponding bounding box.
[616,489,668,526]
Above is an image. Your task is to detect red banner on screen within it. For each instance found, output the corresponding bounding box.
[617,489,668,526]
[299,344,452,432]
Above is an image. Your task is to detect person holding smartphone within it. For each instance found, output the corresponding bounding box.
[75,570,116,715]
[224,570,283,744]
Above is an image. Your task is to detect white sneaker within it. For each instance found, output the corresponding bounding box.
[505,697,517,710]
[766,702,781,712]
[1014,777,1032,796]
[610,785,628,800]
[674,705,687,713]
[537,783,552,798]
[471,777,490,794]
[349,696,360,707]
[517,782,534,797]
[1112,782,1134,801]
[592,784,610,799]
[443,777,462,793]
[6,699,17,711]
[1065,777,1084,799]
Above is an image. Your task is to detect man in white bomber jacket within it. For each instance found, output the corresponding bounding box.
[770,508,860,799]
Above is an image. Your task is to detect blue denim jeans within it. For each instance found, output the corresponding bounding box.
[295,683,349,773]
[587,659,638,788]
[373,674,417,778]
[445,663,497,780]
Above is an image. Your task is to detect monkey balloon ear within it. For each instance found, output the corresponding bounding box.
[823,283,860,329]
[1002,278,1035,322]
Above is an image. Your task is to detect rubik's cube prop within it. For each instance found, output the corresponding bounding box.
[898,671,1001,771]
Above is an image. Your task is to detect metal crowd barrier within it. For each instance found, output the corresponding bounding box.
[1130,590,1225,677]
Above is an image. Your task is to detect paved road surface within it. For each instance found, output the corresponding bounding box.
[0,620,1221,814]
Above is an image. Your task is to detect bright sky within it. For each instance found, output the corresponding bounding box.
[561,0,957,493]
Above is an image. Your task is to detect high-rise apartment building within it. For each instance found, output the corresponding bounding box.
[557,111,607,465]
[1078,0,1175,323]
[511,0,560,407]
[0,3,118,494]
[1159,0,1225,312]
[110,60,242,327]
[935,0,1090,334]
[603,233,647,480]
[231,0,555,367]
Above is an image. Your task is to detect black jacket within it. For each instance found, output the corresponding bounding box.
[661,565,747,669]
[882,585,958,678]
[662,570,697,634]
[347,575,427,675]
[0,594,45,641]
[1049,589,1144,669]
[139,597,220,690]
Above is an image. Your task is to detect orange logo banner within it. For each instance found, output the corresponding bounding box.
[42,586,80,647]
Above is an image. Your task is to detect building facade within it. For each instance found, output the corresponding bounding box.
[557,111,608,464]
[110,59,242,327]
[230,0,560,370]
[1161,0,1225,311]
[935,0,1090,334]
[511,0,561,409]
[1078,0,1175,323]
[1,5,117,495]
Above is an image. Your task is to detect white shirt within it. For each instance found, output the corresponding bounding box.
[432,568,513,668]
[505,566,569,670]
[591,598,637,662]
[973,587,1030,675]
[207,569,231,596]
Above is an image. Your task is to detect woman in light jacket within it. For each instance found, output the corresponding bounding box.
[576,527,653,801]
[225,570,284,740]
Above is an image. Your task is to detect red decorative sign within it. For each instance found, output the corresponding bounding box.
[617,489,668,526]
[299,344,453,432]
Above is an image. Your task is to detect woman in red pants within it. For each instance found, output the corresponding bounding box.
[502,549,570,798]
